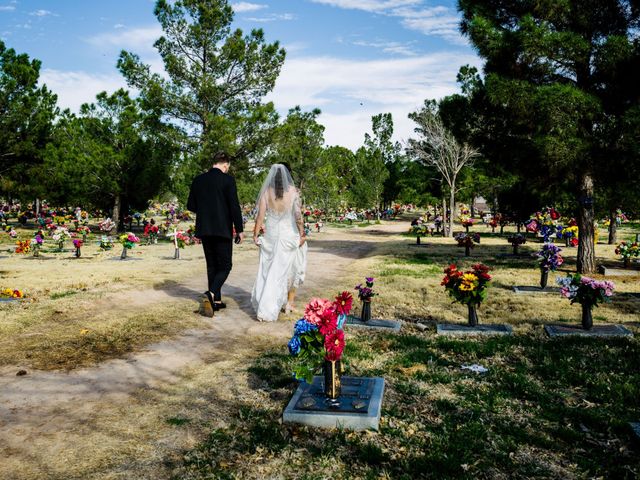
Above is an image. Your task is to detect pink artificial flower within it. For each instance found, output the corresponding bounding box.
[304,298,332,325]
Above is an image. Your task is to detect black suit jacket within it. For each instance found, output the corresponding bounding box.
[186,168,244,239]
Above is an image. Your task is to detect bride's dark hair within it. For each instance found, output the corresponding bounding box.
[274,163,292,200]
[275,169,284,199]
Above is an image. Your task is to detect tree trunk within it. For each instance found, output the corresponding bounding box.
[448,188,455,238]
[607,209,617,245]
[441,195,447,237]
[112,194,122,233]
[577,173,596,274]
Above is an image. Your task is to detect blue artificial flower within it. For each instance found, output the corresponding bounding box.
[288,335,301,356]
[293,319,317,336]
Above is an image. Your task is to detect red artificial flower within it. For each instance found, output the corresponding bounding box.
[550,208,560,220]
[318,307,338,336]
[334,291,353,316]
[324,329,345,361]
[144,225,150,235]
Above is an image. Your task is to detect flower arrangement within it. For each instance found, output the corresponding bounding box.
[119,233,139,249]
[99,218,116,232]
[143,224,159,244]
[537,243,564,272]
[614,241,639,259]
[560,224,579,247]
[76,225,91,240]
[32,234,43,256]
[99,236,114,251]
[441,263,492,306]
[1,288,25,299]
[507,234,526,245]
[15,239,31,254]
[455,232,480,247]
[8,227,17,238]
[288,291,353,383]
[51,227,71,250]
[355,277,377,302]
[557,274,614,329]
[461,218,474,228]
[168,230,190,248]
[119,233,139,259]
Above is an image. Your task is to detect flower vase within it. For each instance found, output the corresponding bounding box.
[467,304,479,327]
[416,236,421,245]
[82,233,87,243]
[33,246,40,258]
[513,243,519,256]
[174,248,180,260]
[58,241,64,251]
[540,269,549,289]
[581,303,593,330]
[360,300,371,322]
[624,257,630,269]
[565,237,569,247]
[465,225,470,233]
[121,247,127,259]
[75,247,81,258]
[323,359,341,401]
[465,244,471,257]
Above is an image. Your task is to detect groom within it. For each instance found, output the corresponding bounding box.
[187,152,244,317]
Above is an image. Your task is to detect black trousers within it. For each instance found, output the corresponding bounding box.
[201,236,233,301]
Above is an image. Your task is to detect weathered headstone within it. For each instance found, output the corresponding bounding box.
[599,265,640,277]
[512,286,562,295]
[544,324,633,338]
[283,376,385,431]
[436,323,513,336]
[345,315,401,333]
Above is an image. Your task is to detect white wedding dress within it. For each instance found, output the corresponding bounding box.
[251,187,307,322]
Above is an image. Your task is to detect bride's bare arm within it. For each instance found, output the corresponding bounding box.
[253,195,267,246]
[293,192,306,246]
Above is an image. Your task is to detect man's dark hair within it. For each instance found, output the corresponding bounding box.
[213,152,231,164]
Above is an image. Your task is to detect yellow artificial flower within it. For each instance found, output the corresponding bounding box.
[459,273,478,291]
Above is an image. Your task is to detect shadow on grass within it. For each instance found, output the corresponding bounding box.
[175,330,640,480]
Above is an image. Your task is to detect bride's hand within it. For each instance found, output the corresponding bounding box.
[299,235,306,247]
[253,235,261,246]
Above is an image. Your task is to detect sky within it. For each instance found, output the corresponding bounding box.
[0,0,481,149]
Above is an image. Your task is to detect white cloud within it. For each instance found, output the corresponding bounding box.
[310,0,466,44]
[40,69,127,112]
[113,23,126,29]
[30,9,56,17]
[268,52,480,148]
[245,13,296,22]
[310,0,420,12]
[232,2,267,13]
[0,5,15,11]
[352,39,417,56]
[86,26,162,54]
[395,6,464,43]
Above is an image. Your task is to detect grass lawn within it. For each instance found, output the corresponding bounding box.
[174,222,640,479]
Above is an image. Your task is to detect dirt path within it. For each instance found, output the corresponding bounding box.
[0,222,407,478]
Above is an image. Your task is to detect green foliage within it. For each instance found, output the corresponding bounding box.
[117,0,286,173]
[457,0,640,270]
[0,40,58,200]
[43,89,178,219]
[290,330,325,383]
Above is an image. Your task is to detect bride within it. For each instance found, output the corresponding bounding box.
[251,163,308,322]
